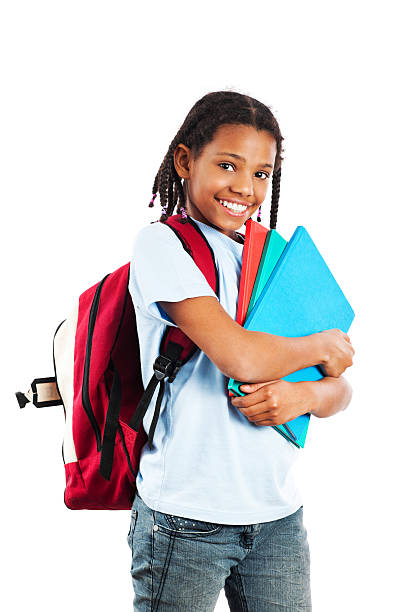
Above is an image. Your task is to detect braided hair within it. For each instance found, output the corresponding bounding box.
[148,90,284,229]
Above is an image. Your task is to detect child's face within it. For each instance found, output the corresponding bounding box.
[173,123,277,239]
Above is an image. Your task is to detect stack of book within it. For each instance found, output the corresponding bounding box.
[228,218,355,448]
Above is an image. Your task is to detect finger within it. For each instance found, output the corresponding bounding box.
[231,391,261,408]
[252,409,277,423]
[238,400,271,418]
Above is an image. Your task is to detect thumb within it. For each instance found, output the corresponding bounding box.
[240,381,279,392]
[240,383,257,392]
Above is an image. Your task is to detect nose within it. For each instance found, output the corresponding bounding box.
[230,171,254,198]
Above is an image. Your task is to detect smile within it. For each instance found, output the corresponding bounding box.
[215,198,249,216]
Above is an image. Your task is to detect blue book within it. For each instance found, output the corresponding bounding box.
[228,225,355,448]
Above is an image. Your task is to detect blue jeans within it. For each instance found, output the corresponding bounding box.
[127,489,312,611]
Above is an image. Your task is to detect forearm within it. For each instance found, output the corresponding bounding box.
[302,375,353,418]
[240,330,325,383]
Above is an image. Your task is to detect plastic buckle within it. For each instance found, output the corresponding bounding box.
[153,356,176,381]
[168,359,182,383]
[153,356,182,383]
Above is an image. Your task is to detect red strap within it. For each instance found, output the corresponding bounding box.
[158,214,220,363]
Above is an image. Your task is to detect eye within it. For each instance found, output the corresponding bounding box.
[218,163,270,180]
[219,162,234,172]
[255,171,270,180]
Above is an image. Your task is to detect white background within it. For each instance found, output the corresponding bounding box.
[1,1,407,610]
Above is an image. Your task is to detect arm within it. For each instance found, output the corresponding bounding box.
[302,375,353,418]
[157,296,326,382]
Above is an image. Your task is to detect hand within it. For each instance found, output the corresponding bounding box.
[230,379,314,427]
[316,328,355,377]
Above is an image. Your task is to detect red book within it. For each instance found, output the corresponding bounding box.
[229,218,269,397]
[236,218,269,325]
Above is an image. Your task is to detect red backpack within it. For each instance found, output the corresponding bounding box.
[16,214,244,510]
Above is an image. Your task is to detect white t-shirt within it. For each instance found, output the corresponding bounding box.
[128,214,303,525]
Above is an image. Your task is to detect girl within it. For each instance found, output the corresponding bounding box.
[127,90,354,611]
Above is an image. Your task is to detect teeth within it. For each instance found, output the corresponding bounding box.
[218,199,247,212]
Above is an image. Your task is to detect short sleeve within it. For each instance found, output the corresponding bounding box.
[129,222,218,327]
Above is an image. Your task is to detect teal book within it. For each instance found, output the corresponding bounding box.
[228,225,355,448]
[247,230,288,319]
[229,230,287,398]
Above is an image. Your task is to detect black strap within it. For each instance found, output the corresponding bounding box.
[128,342,183,449]
[128,372,162,433]
[99,361,122,481]
[147,378,165,450]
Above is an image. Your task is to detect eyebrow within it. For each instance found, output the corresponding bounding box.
[215,152,274,169]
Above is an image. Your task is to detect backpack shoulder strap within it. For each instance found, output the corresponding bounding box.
[128,214,220,449]
[162,215,220,297]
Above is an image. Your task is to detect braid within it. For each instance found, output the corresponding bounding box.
[269,167,281,230]
[147,90,285,229]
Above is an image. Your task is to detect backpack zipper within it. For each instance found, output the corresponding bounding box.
[82,273,110,450]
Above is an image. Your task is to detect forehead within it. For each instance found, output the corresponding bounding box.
[205,124,277,159]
